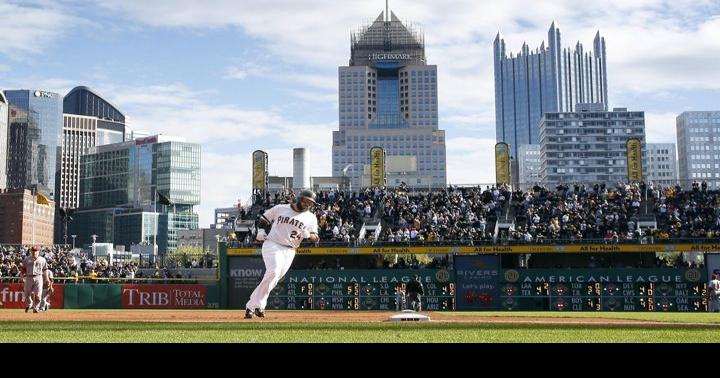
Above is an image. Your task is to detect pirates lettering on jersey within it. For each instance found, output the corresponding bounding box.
[263,204,319,249]
[275,216,306,230]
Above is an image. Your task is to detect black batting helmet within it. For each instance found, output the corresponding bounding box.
[294,190,318,211]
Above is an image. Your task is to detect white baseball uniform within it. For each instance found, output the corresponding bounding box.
[246,204,318,311]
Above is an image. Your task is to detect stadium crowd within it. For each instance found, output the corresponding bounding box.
[0,245,210,283]
[246,181,720,246]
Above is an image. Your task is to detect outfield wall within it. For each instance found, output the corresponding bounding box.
[219,243,716,312]
[0,284,220,309]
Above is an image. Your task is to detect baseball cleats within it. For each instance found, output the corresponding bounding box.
[254,308,265,318]
[244,309,254,319]
[32,308,38,313]
[25,306,30,313]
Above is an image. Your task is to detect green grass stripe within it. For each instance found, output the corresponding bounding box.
[437,311,720,324]
[1,321,718,343]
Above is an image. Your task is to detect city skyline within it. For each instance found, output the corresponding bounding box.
[1,0,719,227]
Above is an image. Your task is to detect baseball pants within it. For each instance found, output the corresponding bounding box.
[245,240,296,311]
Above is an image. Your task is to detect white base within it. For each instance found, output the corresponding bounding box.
[386,310,431,322]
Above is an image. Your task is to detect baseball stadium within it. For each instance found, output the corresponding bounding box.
[2,182,720,343]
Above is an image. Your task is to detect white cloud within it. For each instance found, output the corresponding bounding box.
[90,82,335,226]
[97,0,720,122]
[445,137,497,185]
[0,76,76,96]
[645,112,680,144]
[0,1,85,57]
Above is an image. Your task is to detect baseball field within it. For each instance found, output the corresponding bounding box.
[1,310,719,342]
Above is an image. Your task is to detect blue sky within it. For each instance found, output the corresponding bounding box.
[1,0,719,227]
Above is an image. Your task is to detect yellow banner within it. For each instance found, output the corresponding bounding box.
[358,246,454,254]
[228,244,720,255]
[370,146,385,187]
[626,138,643,182]
[495,143,510,185]
[252,150,267,191]
[227,248,259,256]
[297,248,353,255]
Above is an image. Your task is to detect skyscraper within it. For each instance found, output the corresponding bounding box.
[676,111,720,188]
[59,87,127,210]
[494,23,608,184]
[56,87,128,243]
[70,135,201,253]
[333,9,447,188]
[0,91,8,190]
[3,89,63,200]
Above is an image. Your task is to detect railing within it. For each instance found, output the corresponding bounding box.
[227,237,720,249]
[0,276,211,284]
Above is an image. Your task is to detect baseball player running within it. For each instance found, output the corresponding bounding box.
[40,269,55,311]
[245,190,320,319]
[19,246,49,313]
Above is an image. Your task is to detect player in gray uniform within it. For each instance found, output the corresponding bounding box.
[40,269,55,311]
[19,246,49,313]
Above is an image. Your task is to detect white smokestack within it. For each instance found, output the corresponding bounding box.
[293,148,310,190]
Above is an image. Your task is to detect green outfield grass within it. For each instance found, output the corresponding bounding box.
[440,311,720,324]
[1,311,719,343]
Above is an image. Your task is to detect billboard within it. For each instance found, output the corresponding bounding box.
[252,150,268,191]
[626,138,643,182]
[369,146,386,187]
[454,255,501,310]
[0,284,64,309]
[121,285,207,309]
[495,142,510,185]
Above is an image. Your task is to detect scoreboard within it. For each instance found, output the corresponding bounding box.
[265,269,456,311]
[228,255,712,312]
[499,269,708,312]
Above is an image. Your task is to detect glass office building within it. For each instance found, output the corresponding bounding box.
[71,135,200,253]
[333,9,447,188]
[0,92,8,190]
[3,90,63,200]
[63,86,125,145]
[494,23,608,185]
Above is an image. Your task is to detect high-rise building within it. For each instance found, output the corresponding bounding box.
[3,89,63,200]
[333,9,447,188]
[676,111,720,189]
[63,86,125,145]
[57,87,128,243]
[539,104,646,185]
[494,23,608,184]
[59,114,97,210]
[518,144,542,190]
[646,143,678,187]
[70,135,201,253]
[0,91,8,190]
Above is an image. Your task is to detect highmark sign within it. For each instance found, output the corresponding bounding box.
[368,53,412,61]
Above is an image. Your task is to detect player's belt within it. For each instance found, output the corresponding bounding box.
[267,239,295,249]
